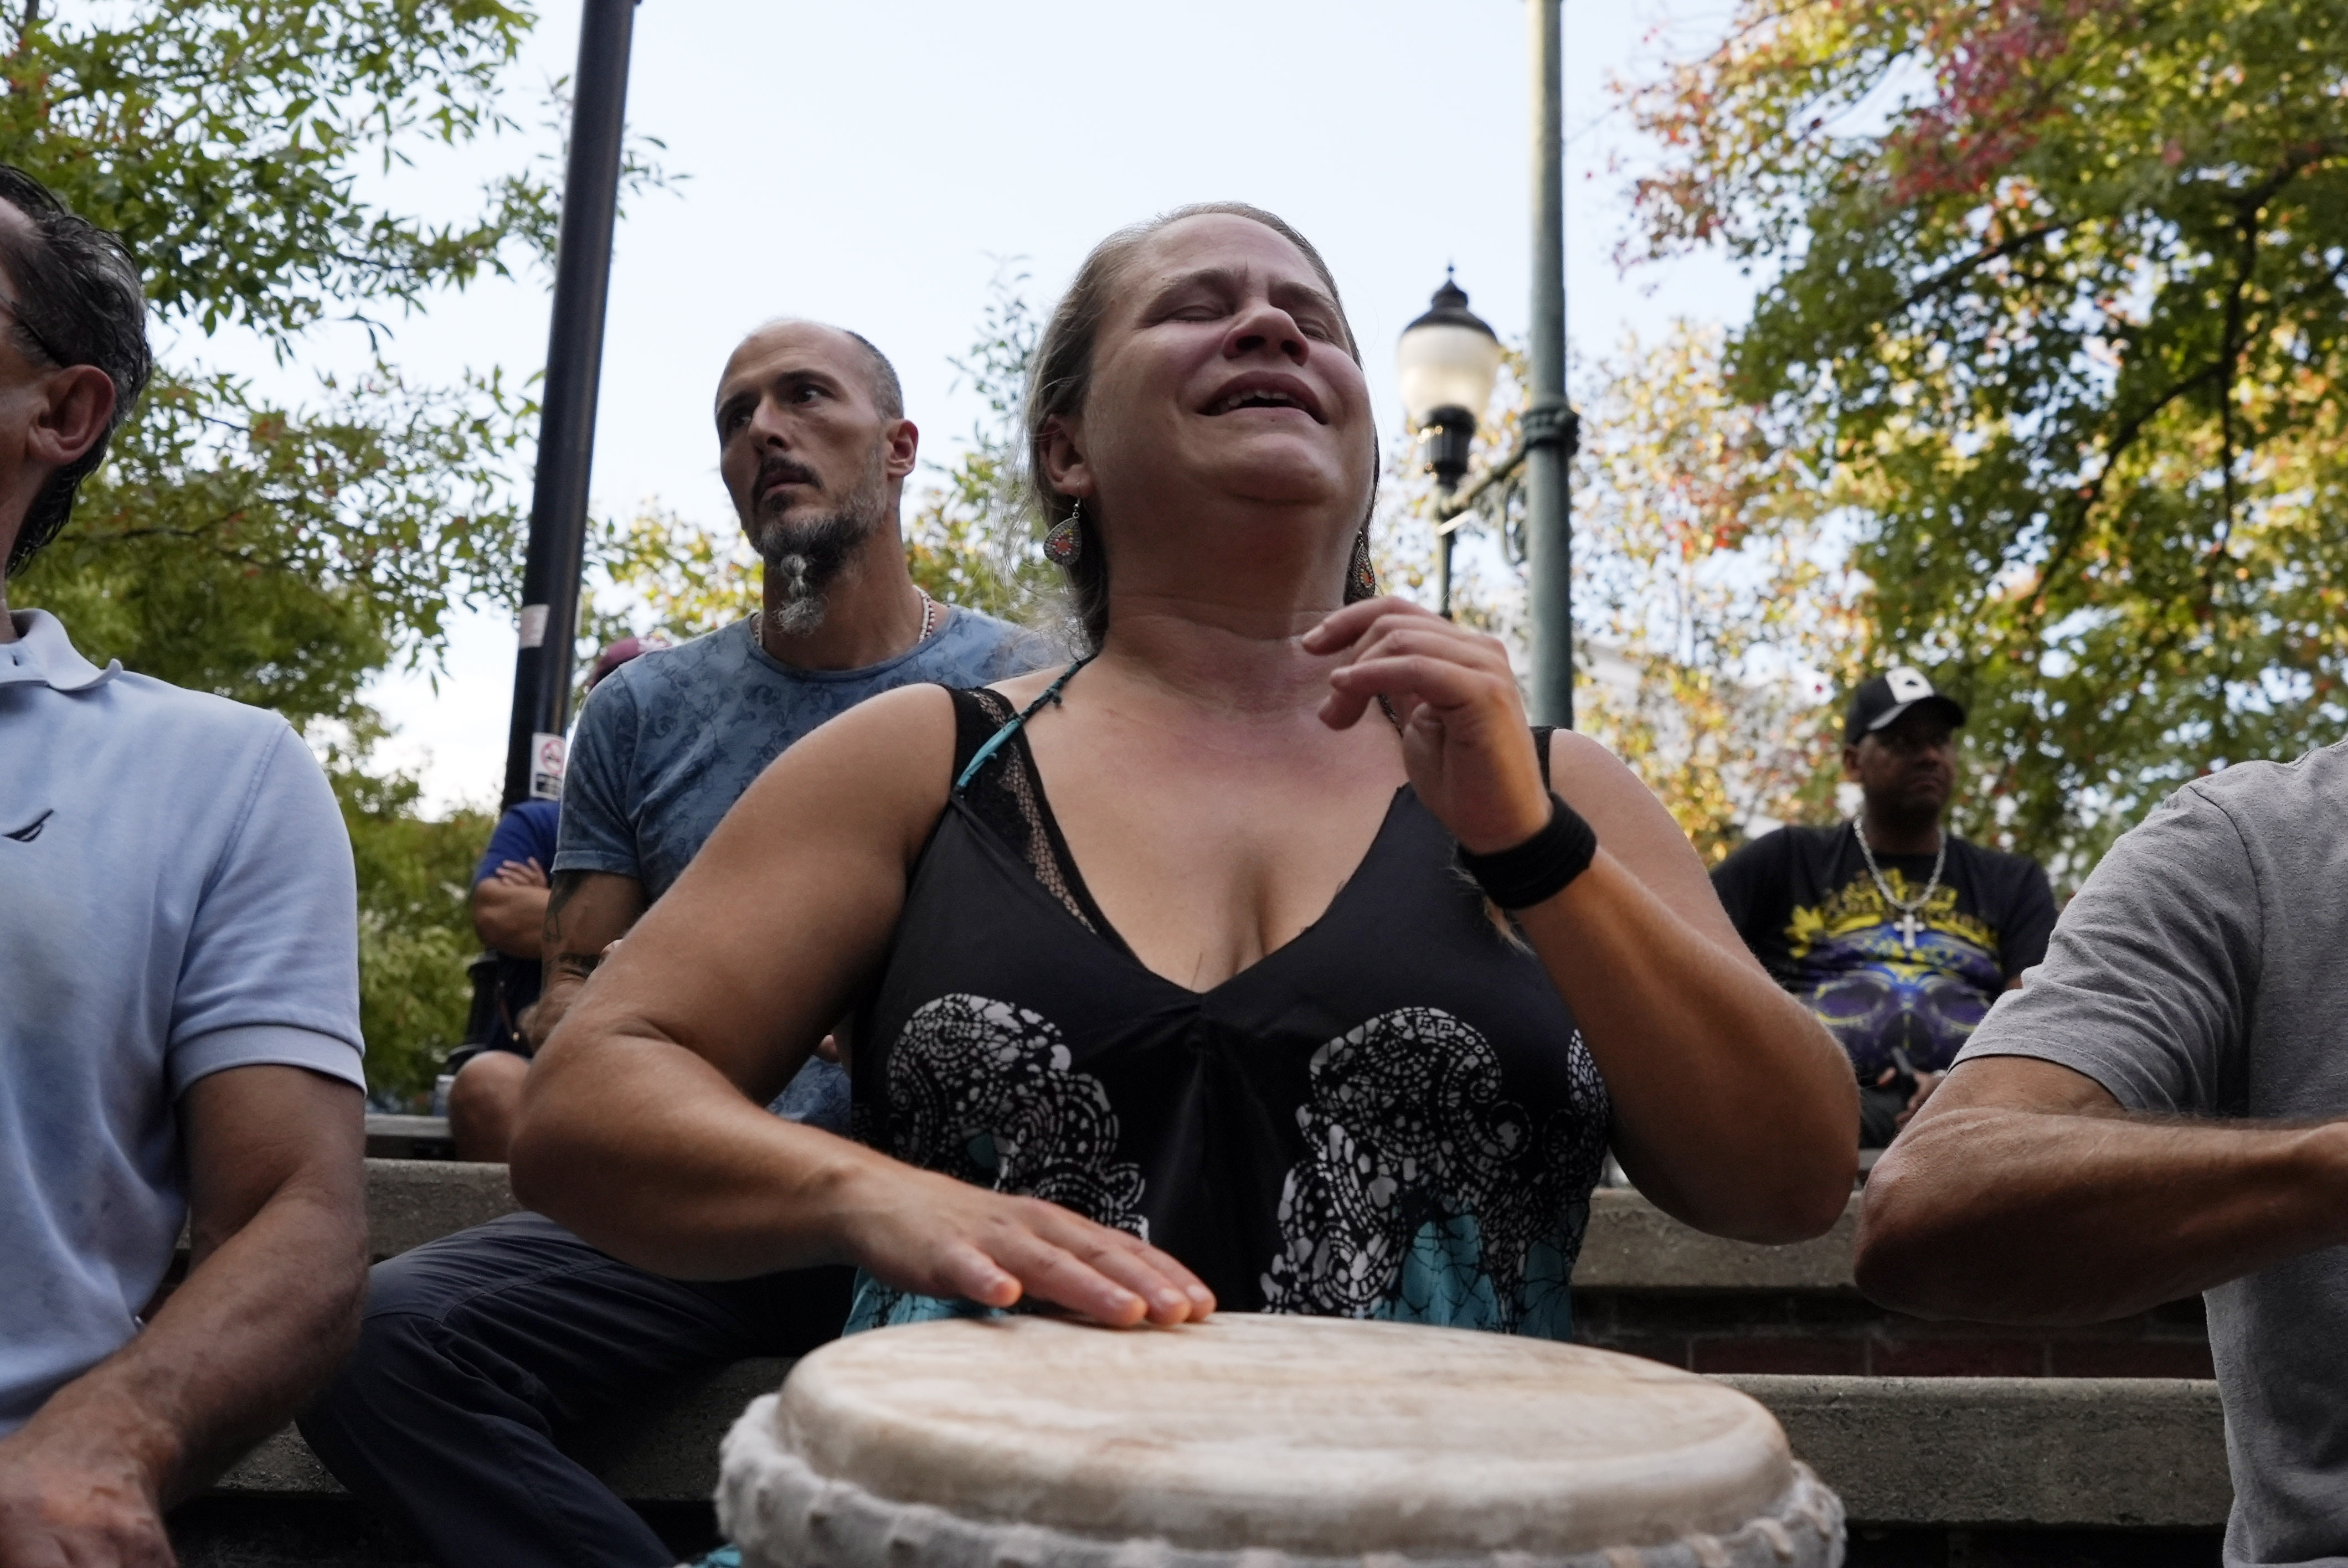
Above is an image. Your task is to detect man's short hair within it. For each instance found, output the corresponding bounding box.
[840,328,903,422]
[0,164,152,575]
[738,319,903,423]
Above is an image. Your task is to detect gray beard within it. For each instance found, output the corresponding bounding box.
[751,459,887,637]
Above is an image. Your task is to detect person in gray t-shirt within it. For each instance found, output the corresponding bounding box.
[535,595,1041,1134]
[1858,742,2348,1566]
[305,319,1051,1568]
[440,318,1049,1163]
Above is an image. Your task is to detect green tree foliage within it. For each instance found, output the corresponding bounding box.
[904,270,1060,627]
[327,735,493,1100]
[30,367,528,721]
[3,1,564,720]
[0,2,652,1098]
[583,505,759,649]
[1623,0,2348,872]
[1573,326,1868,863]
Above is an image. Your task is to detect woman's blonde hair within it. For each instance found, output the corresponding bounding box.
[1023,202,1375,648]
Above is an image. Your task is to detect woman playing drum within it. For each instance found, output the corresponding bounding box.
[509,204,1857,1337]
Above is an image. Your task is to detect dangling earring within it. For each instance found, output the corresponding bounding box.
[1044,499,1084,568]
[1347,528,1378,601]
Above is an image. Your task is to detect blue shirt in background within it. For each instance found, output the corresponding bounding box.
[473,797,561,1054]
[554,608,1055,1129]
[0,610,362,1434]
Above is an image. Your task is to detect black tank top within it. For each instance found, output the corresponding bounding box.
[846,679,1611,1338]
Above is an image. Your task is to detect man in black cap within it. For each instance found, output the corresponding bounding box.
[1711,667,2056,1146]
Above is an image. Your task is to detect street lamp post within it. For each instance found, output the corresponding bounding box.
[1523,0,1580,728]
[499,0,639,809]
[1396,272,1504,620]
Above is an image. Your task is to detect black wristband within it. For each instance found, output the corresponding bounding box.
[1456,793,1597,909]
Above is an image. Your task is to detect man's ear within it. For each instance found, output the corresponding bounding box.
[1038,416,1092,499]
[1841,742,1863,782]
[883,417,919,482]
[25,364,116,471]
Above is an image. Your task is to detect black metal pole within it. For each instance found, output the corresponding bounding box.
[501,0,639,808]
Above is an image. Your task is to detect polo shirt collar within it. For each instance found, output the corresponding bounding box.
[1,608,118,691]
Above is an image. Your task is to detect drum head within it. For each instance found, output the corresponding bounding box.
[720,1315,1841,1568]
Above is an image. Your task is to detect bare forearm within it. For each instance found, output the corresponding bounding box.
[531,870,645,1050]
[472,882,548,957]
[1858,1106,2348,1323]
[1518,855,1856,1241]
[12,1184,365,1504]
[525,968,588,1050]
[511,1031,871,1278]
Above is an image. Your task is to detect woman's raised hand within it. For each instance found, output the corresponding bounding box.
[834,1160,1216,1328]
[1306,599,1552,855]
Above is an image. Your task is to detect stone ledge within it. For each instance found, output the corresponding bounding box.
[355,1168,1862,1290]
[364,1115,454,1160]
[363,1159,517,1260]
[215,1359,794,1503]
[219,1368,2228,1529]
[1719,1374,2230,1528]
[1573,1189,1857,1290]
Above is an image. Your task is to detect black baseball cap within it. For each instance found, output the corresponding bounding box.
[1845,666,1966,744]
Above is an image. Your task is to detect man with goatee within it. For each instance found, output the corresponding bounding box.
[302,321,1047,1568]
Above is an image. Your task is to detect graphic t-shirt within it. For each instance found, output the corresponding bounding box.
[1711,823,2056,1079]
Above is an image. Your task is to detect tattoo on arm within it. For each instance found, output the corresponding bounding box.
[543,870,587,953]
[540,869,643,992]
[542,872,606,987]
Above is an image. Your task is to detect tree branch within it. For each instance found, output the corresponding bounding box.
[2025,358,2228,627]
[1899,223,2066,310]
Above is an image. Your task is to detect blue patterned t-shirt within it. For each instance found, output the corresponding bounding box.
[553,609,1055,1130]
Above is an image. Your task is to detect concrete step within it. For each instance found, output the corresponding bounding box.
[217,1365,2228,1529]
[1718,1375,2229,1529]
[216,1358,796,1504]
[358,1163,1850,1287]
[364,1115,454,1160]
[363,1159,515,1260]
[349,1169,2211,1380]
[1574,1188,1855,1290]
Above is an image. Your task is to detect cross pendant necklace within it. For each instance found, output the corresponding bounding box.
[1852,817,1947,953]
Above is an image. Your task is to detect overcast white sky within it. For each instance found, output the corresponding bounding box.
[184,0,1753,813]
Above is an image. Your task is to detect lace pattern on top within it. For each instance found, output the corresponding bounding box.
[950,688,1118,945]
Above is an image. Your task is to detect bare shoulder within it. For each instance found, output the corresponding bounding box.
[1543,728,1747,948]
[1545,729,1690,853]
[987,664,1071,707]
[717,683,960,866]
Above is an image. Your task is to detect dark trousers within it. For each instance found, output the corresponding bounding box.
[299,1213,849,1568]
[1858,1082,1907,1149]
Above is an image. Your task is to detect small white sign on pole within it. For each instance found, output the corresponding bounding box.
[529,731,567,800]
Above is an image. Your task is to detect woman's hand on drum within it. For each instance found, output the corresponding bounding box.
[1306,599,1551,855]
[836,1161,1216,1328]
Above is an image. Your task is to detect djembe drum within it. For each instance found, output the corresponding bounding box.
[717,1315,1842,1568]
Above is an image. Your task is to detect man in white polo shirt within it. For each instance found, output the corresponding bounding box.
[0,164,369,1565]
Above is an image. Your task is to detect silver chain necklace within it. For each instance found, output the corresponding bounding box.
[916,590,938,642]
[1852,816,1945,952]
